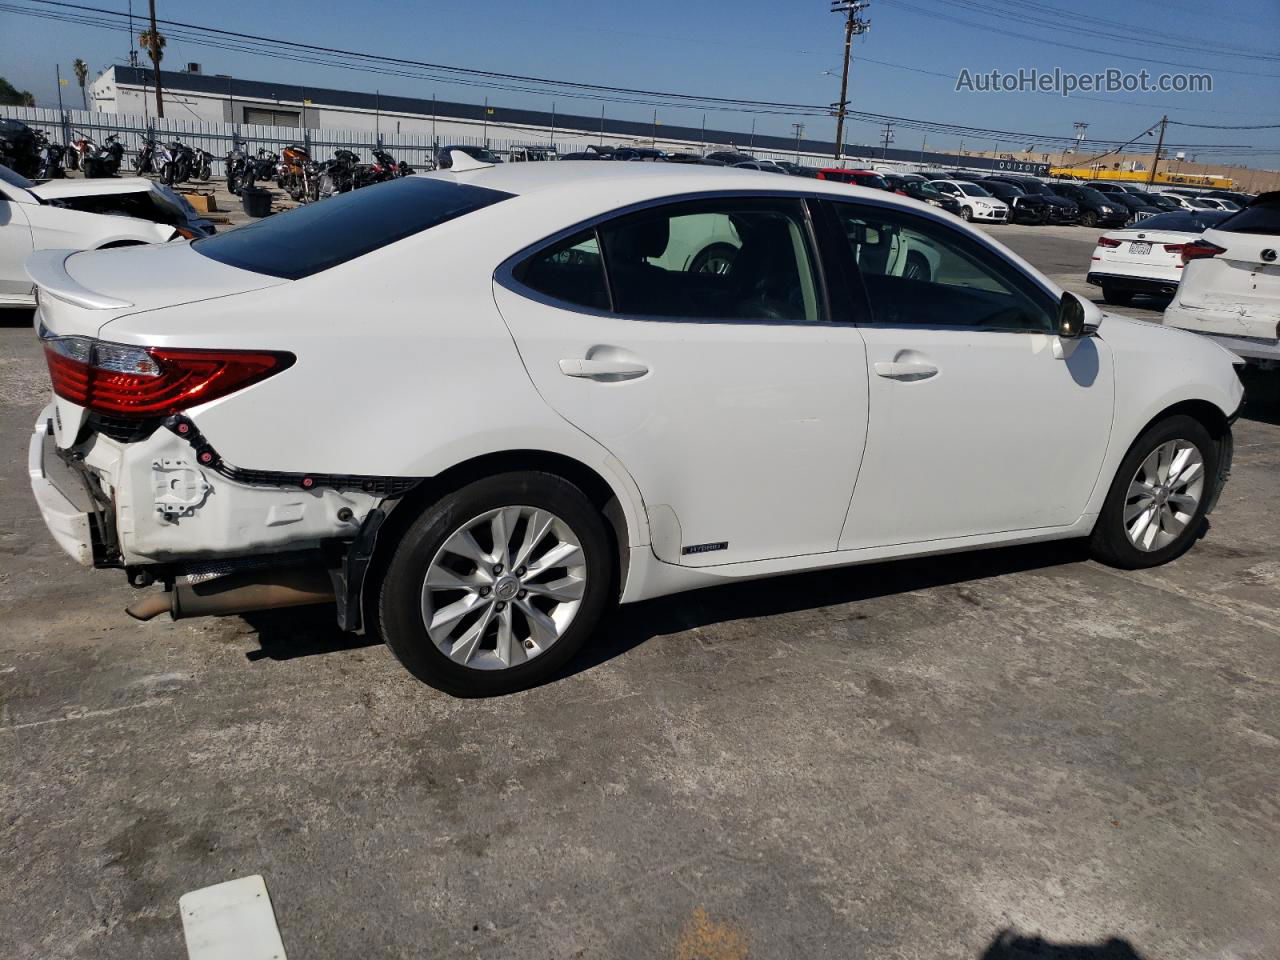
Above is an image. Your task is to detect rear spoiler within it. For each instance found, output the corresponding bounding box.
[25,249,134,310]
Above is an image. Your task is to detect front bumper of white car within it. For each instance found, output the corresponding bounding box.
[970,205,1008,222]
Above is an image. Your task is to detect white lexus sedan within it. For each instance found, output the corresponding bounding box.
[28,158,1244,695]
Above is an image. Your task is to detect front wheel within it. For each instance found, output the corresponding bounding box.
[960,206,974,221]
[1089,414,1219,569]
[1080,210,1099,227]
[377,472,614,696]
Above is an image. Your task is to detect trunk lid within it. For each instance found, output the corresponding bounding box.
[1178,226,1280,318]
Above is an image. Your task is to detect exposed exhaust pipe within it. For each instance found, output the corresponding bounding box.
[126,568,335,622]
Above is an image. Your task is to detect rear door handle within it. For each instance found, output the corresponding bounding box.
[559,358,649,380]
[873,360,938,381]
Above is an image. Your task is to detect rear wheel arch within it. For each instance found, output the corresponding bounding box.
[365,451,634,627]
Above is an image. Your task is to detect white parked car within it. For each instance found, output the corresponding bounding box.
[1164,191,1280,371]
[1087,209,1233,305]
[1,165,190,308]
[30,176,215,238]
[929,180,1009,222]
[29,161,1244,695]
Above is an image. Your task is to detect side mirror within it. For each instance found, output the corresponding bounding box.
[1057,291,1102,338]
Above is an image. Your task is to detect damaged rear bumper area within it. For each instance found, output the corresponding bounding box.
[28,404,403,630]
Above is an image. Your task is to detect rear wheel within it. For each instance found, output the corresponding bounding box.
[689,242,738,275]
[903,251,932,282]
[1101,284,1133,306]
[1089,414,1218,569]
[377,472,613,696]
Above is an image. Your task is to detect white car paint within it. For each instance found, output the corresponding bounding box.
[929,180,1009,222]
[1084,211,1232,301]
[1164,209,1280,367]
[27,163,1243,622]
[0,166,176,307]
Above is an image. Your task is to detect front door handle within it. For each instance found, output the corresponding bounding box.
[873,360,938,381]
[559,358,649,380]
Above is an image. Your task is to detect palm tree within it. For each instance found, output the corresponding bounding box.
[138,23,165,117]
[73,58,88,111]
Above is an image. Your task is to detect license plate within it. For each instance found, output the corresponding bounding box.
[1129,241,1152,255]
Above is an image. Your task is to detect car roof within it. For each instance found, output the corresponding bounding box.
[417,160,900,205]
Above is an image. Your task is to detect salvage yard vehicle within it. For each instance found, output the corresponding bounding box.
[985,175,1079,224]
[28,160,1244,695]
[928,180,1009,222]
[0,164,185,308]
[974,179,1047,225]
[28,176,215,239]
[1087,210,1232,305]
[1164,191,1280,372]
[1045,183,1128,228]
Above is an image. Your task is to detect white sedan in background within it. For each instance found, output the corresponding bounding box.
[29,159,1243,696]
[1086,209,1233,305]
[1,165,188,308]
[929,180,1009,222]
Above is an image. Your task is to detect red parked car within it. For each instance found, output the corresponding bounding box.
[815,168,891,191]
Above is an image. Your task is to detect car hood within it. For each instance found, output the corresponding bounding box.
[27,243,290,337]
[30,176,157,201]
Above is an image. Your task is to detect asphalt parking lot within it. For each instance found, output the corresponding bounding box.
[2,222,1278,959]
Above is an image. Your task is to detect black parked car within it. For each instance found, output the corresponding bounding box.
[1128,190,1182,213]
[976,179,1048,224]
[0,118,40,178]
[1045,183,1128,227]
[985,175,1079,224]
[1103,191,1163,224]
[884,174,963,215]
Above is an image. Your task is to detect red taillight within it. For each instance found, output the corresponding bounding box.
[1097,236,1122,248]
[1163,243,1184,254]
[1180,240,1226,265]
[42,334,293,418]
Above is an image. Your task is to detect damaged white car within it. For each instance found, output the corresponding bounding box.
[1,165,211,309]
[1164,191,1280,371]
[28,160,1244,695]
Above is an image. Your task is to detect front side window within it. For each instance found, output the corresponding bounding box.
[828,201,1056,332]
[595,198,822,324]
[958,183,992,197]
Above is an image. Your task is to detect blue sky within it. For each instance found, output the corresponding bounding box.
[3,0,1278,165]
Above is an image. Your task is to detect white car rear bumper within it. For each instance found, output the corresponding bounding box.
[1163,305,1280,364]
[29,406,94,565]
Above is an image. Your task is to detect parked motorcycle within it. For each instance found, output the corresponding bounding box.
[225,139,250,195]
[190,145,213,182]
[134,138,159,175]
[33,130,66,180]
[79,133,125,178]
[161,140,195,184]
[278,144,315,202]
[316,148,361,198]
[370,149,413,182]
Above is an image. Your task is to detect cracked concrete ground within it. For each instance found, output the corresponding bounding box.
[1,225,1278,959]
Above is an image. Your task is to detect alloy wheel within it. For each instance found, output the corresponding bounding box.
[420,506,587,670]
[1123,439,1205,552]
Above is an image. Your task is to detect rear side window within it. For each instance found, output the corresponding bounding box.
[517,230,610,311]
[193,177,512,279]
[1216,194,1280,235]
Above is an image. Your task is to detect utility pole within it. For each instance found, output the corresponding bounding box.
[127,0,138,66]
[830,0,871,162]
[879,121,894,159]
[147,0,163,118]
[55,63,65,113]
[792,122,805,163]
[1146,115,1168,188]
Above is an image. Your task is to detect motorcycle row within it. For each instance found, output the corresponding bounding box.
[223,141,414,202]
[2,119,414,204]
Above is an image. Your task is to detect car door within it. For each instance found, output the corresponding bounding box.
[0,181,36,300]
[494,195,870,567]
[820,199,1115,549]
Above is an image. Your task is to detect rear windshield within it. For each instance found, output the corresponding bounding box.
[1136,211,1231,232]
[1216,194,1280,235]
[193,177,512,279]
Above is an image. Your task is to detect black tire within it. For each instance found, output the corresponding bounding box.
[1101,285,1133,306]
[960,206,974,221]
[689,242,739,275]
[160,162,175,185]
[1089,414,1218,570]
[1080,209,1098,227]
[377,472,614,696]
